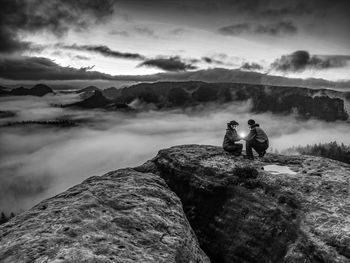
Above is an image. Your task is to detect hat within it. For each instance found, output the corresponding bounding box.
[248,119,255,125]
[228,120,239,126]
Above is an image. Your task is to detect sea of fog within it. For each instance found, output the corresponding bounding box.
[1,93,350,214]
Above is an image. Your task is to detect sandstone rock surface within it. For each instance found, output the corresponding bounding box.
[0,168,209,263]
[1,144,350,263]
[137,145,350,263]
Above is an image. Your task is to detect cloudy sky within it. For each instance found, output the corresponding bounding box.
[1,0,350,81]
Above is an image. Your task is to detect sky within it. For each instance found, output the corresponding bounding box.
[1,0,350,81]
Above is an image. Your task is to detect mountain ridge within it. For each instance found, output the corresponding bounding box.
[112,81,349,121]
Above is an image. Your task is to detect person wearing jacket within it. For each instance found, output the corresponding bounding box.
[223,120,243,156]
[241,119,269,159]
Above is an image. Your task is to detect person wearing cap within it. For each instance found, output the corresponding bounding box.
[241,119,269,160]
[222,120,243,156]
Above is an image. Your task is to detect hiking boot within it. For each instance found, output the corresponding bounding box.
[259,151,266,157]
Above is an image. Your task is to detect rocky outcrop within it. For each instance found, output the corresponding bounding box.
[136,145,350,263]
[0,168,209,263]
[115,81,348,121]
[1,145,349,263]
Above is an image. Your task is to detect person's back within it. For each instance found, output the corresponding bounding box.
[252,125,268,144]
[243,119,269,159]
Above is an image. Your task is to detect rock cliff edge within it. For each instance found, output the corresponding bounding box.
[1,145,349,263]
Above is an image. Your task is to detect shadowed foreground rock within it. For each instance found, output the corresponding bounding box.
[0,169,209,263]
[1,144,350,263]
[137,145,350,263]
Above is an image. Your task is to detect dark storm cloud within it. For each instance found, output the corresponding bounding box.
[60,44,146,60]
[272,51,350,72]
[134,26,158,38]
[241,62,263,71]
[109,30,130,37]
[223,0,348,18]
[73,55,91,61]
[139,57,197,71]
[0,54,200,80]
[0,0,116,53]
[260,3,311,17]
[218,23,250,36]
[222,0,314,18]
[254,21,297,35]
[218,21,297,36]
[201,57,226,65]
[118,0,349,18]
[169,28,186,36]
[0,56,115,80]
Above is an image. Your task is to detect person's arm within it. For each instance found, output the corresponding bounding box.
[243,128,257,141]
[232,129,241,142]
[225,130,235,141]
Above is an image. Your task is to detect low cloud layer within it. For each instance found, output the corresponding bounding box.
[60,44,146,60]
[241,62,263,71]
[139,57,197,71]
[272,50,350,72]
[201,56,227,65]
[0,94,349,214]
[0,54,198,81]
[117,0,350,20]
[1,49,350,81]
[0,56,115,80]
[218,21,297,36]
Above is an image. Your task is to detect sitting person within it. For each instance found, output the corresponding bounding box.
[241,119,269,160]
[223,120,243,156]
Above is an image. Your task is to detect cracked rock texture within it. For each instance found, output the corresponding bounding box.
[0,168,209,263]
[137,145,350,263]
[1,144,350,263]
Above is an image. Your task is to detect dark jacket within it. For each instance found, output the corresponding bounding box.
[245,124,269,143]
[223,128,240,148]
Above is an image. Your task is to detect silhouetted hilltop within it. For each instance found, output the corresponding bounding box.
[67,90,112,108]
[114,81,349,121]
[75,86,121,100]
[9,87,28,95]
[66,90,131,110]
[141,68,350,90]
[102,87,121,99]
[0,84,53,97]
[30,84,53,96]
[0,110,16,118]
[1,145,349,262]
[0,86,10,95]
[76,86,100,94]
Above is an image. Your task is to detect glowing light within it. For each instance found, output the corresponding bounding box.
[239,132,246,138]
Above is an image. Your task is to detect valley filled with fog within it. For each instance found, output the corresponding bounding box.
[1,92,350,214]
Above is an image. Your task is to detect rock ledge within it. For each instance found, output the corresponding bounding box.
[1,144,350,263]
